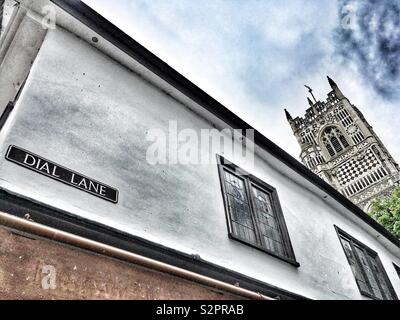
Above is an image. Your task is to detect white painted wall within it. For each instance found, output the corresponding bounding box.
[0,0,15,34]
[0,8,399,300]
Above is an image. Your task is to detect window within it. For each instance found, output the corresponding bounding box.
[217,156,298,266]
[321,126,350,157]
[336,227,398,300]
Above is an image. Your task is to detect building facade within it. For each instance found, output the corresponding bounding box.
[285,77,400,212]
[0,0,400,300]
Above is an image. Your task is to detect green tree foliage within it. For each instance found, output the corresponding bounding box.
[369,187,400,239]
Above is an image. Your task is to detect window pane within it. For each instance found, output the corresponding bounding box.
[339,135,349,148]
[251,186,286,257]
[340,237,371,295]
[367,253,394,300]
[354,246,383,299]
[223,170,257,244]
[326,144,335,156]
[331,136,343,153]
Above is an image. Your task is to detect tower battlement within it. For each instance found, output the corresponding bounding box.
[287,77,345,132]
[285,77,400,212]
[290,91,339,128]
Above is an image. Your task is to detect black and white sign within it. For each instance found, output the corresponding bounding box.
[6,145,118,203]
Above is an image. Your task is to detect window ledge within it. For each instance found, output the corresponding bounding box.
[229,234,300,268]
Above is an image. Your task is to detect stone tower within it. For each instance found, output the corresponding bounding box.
[285,76,400,212]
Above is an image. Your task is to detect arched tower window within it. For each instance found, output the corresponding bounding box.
[321,126,350,157]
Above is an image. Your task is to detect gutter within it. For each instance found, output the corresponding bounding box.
[0,211,273,300]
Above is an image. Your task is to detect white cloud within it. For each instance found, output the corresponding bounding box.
[83,0,400,163]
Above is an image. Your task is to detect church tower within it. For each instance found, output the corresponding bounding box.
[285,76,400,212]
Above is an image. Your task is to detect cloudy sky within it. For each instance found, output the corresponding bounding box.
[84,0,400,161]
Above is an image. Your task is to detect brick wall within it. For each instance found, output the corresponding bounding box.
[0,225,240,300]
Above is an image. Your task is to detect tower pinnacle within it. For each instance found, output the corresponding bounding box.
[284,108,293,121]
[327,76,344,99]
[327,76,336,88]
